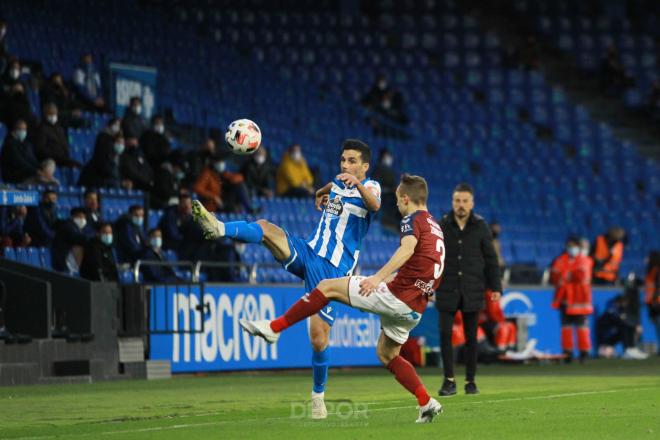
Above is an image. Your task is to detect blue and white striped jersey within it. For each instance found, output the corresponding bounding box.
[306,177,381,275]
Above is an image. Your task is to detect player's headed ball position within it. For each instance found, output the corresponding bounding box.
[225,118,261,155]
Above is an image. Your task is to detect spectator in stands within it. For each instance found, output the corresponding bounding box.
[490,221,506,271]
[151,152,185,208]
[159,192,196,251]
[371,148,398,231]
[23,159,60,186]
[79,130,123,189]
[121,96,146,139]
[375,89,408,125]
[647,80,660,121]
[194,156,255,213]
[1,82,36,130]
[0,20,9,75]
[240,146,275,199]
[0,205,30,247]
[33,102,81,168]
[120,136,154,191]
[600,44,634,95]
[83,189,102,232]
[361,74,391,110]
[72,53,104,111]
[24,189,58,247]
[79,222,118,281]
[139,228,179,283]
[114,205,146,263]
[591,227,625,285]
[0,119,39,183]
[41,73,86,129]
[141,115,171,169]
[1,58,23,94]
[550,237,594,363]
[186,137,216,186]
[644,251,660,356]
[276,144,314,198]
[52,207,88,273]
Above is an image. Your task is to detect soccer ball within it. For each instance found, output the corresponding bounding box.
[225,119,262,155]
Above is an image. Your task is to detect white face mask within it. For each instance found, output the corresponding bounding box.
[47,115,58,125]
[134,105,142,115]
[150,237,162,249]
[255,155,266,165]
[214,161,226,173]
[73,217,87,230]
[154,125,165,134]
[291,151,302,161]
[9,69,20,80]
[567,246,580,258]
[109,124,120,134]
[382,155,393,167]
[114,143,125,154]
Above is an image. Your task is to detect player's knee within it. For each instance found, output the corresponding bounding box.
[376,347,396,365]
[316,279,334,298]
[310,329,329,351]
[255,218,270,232]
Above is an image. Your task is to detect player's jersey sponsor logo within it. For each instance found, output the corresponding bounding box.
[325,196,344,217]
[401,223,412,233]
[414,278,436,295]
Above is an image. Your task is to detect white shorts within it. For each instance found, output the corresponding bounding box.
[348,276,422,344]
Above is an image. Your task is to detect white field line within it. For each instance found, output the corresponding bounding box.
[5,386,658,440]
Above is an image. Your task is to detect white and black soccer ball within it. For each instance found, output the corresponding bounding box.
[224,118,262,155]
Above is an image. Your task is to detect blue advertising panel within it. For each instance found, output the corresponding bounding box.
[0,190,39,206]
[108,63,157,120]
[148,284,381,373]
[412,287,657,354]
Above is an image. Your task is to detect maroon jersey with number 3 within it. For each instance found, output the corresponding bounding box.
[386,210,445,313]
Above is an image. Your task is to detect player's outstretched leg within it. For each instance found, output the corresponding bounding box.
[377,333,443,423]
[192,200,264,242]
[309,315,330,419]
[240,278,349,340]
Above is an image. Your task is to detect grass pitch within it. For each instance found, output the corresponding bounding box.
[1,358,659,439]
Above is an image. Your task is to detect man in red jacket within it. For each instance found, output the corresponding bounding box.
[551,237,594,363]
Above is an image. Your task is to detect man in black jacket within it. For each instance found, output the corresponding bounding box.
[0,119,39,183]
[436,183,501,396]
[80,222,118,281]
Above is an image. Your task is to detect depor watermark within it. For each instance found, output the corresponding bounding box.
[291,399,370,427]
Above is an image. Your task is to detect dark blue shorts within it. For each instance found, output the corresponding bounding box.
[281,233,349,326]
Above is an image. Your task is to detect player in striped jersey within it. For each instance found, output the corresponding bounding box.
[192,139,380,418]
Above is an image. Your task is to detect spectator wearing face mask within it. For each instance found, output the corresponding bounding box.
[550,237,594,363]
[2,81,36,130]
[186,138,216,186]
[240,146,275,199]
[114,205,146,263]
[1,58,23,94]
[52,207,89,273]
[139,228,179,283]
[361,74,391,110]
[158,192,203,258]
[121,96,146,139]
[276,143,315,198]
[591,227,626,285]
[23,159,60,186]
[194,156,255,213]
[41,72,86,129]
[120,134,154,191]
[33,102,80,168]
[79,128,123,189]
[0,119,39,183]
[25,189,58,247]
[151,152,186,209]
[140,115,171,169]
[0,205,30,248]
[72,53,105,111]
[80,222,118,281]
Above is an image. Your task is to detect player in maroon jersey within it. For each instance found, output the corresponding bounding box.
[240,175,445,423]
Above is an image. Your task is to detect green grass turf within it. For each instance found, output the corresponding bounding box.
[0,358,659,439]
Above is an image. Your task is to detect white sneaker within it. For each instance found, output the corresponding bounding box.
[191,200,224,239]
[622,347,649,360]
[311,392,328,419]
[415,397,443,423]
[239,319,280,344]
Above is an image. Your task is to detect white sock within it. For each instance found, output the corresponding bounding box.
[312,391,324,399]
[216,219,225,236]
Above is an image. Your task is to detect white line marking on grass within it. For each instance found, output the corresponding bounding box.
[7,386,658,439]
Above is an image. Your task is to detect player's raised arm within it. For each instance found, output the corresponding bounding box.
[359,235,417,295]
[314,182,333,211]
[356,179,381,212]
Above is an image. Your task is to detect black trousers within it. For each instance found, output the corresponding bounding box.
[439,310,479,382]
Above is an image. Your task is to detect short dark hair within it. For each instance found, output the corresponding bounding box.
[453,182,474,196]
[97,222,112,232]
[566,235,580,245]
[128,205,143,214]
[84,188,98,198]
[147,228,160,237]
[342,139,371,164]
[70,207,86,217]
[398,174,428,205]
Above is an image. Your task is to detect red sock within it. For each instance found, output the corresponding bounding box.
[270,288,329,333]
[387,355,430,406]
[577,327,591,352]
[561,327,574,351]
